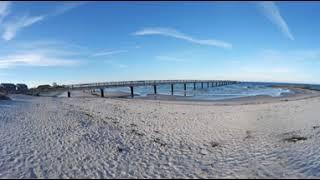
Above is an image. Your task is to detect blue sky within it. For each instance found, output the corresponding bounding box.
[0,1,320,87]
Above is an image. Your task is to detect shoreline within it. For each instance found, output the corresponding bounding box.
[22,85,320,106]
[116,86,320,105]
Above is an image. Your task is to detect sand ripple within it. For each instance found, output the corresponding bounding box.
[1,95,320,178]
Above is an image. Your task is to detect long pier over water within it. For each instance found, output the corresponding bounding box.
[64,80,240,98]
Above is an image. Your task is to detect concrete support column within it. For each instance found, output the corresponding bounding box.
[154,85,157,95]
[100,88,104,97]
[171,84,174,95]
[130,86,134,98]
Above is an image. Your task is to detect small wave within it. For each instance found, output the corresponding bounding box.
[98,83,297,100]
[0,104,12,108]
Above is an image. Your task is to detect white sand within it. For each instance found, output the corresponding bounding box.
[1,91,320,178]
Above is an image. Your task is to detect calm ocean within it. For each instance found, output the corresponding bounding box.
[101,82,320,101]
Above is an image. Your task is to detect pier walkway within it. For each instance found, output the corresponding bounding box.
[63,80,240,98]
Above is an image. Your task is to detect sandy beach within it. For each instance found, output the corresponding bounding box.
[1,88,320,178]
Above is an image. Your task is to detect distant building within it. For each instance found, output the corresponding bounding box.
[16,84,28,94]
[0,83,16,94]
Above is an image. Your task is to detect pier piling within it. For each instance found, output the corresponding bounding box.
[154,85,157,95]
[62,80,240,98]
[100,88,104,97]
[171,84,174,95]
[130,86,134,98]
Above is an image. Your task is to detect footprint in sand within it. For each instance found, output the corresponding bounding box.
[210,141,220,148]
[153,138,167,147]
[243,130,253,140]
[131,129,145,136]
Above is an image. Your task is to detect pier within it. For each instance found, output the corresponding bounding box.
[62,80,240,98]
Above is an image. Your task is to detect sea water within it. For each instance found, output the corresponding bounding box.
[102,82,298,101]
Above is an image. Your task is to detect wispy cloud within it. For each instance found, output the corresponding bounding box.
[258,1,294,40]
[51,2,86,17]
[0,2,84,41]
[240,66,292,74]
[117,64,128,68]
[0,40,83,69]
[2,14,45,41]
[0,53,78,68]
[257,49,320,62]
[218,49,320,83]
[15,40,91,56]
[92,50,128,57]
[105,60,128,68]
[133,27,232,49]
[155,55,186,62]
[0,1,10,23]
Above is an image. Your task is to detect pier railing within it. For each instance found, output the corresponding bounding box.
[59,80,240,98]
[31,80,240,98]
[65,80,239,89]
